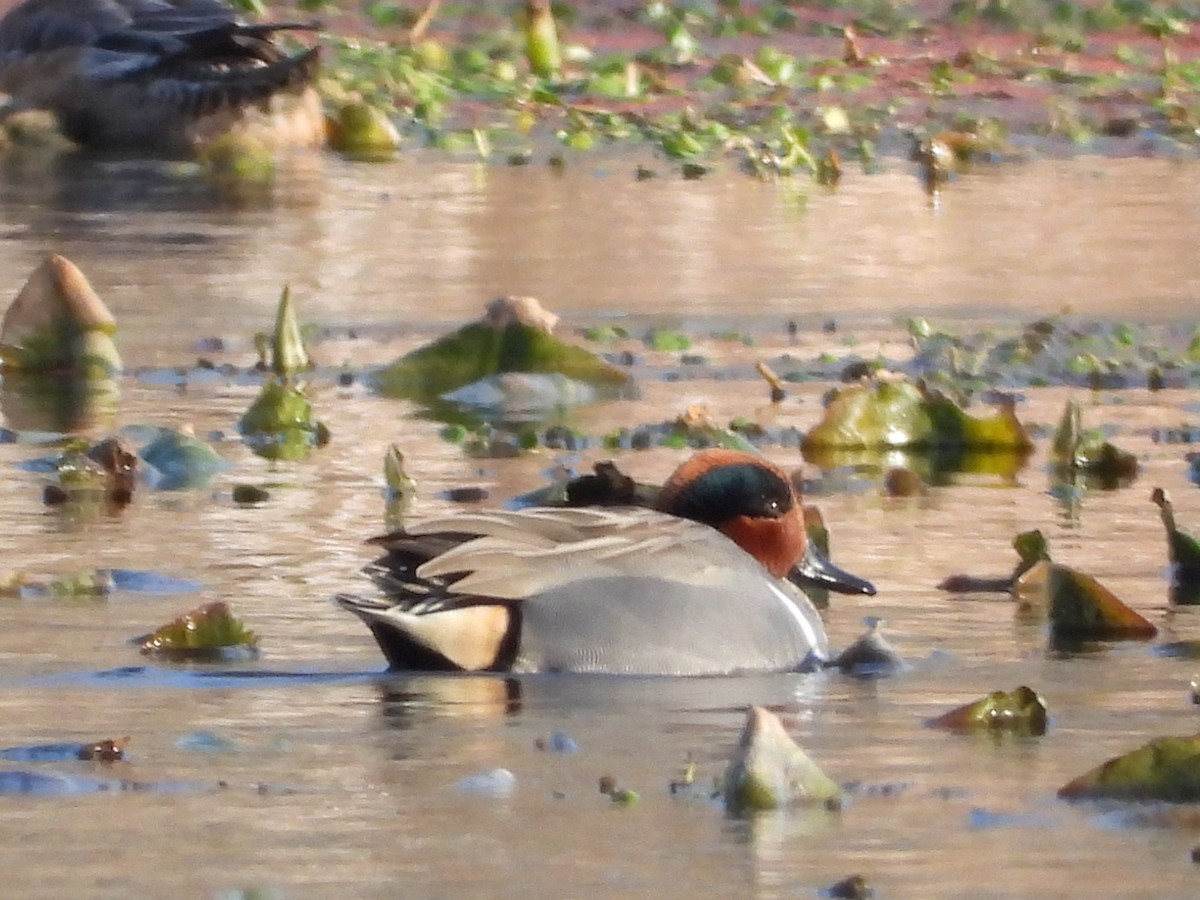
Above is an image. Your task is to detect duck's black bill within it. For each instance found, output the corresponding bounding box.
[790,545,876,596]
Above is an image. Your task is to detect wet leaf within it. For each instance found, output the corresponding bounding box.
[926,686,1048,734]
[722,705,841,815]
[830,618,906,677]
[802,377,1032,453]
[196,133,276,193]
[1059,734,1200,802]
[1015,561,1157,640]
[137,601,259,661]
[373,297,628,402]
[0,737,127,762]
[1051,400,1138,487]
[522,0,562,80]
[269,285,310,376]
[0,254,120,376]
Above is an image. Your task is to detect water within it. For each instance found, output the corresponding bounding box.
[0,149,1198,897]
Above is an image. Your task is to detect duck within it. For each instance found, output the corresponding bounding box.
[336,449,876,676]
[0,0,324,154]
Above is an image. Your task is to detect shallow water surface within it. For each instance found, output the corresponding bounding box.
[0,152,1198,898]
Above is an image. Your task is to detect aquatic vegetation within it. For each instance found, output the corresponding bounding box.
[1152,488,1200,603]
[0,254,120,377]
[265,285,311,377]
[139,426,228,490]
[238,378,331,461]
[137,601,259,661]
[939,528,1051,593]
[0,737,127,762]
[41,436,137,512]
[374,296,629,406]
[0,569,115,599]
[196,133,276,192]
[801,376,1027,468]
[1015,560,1157,641]
[830,618,906,677]
[926,686,1048,735]
[1059,735,1200,802]
[326,99,402,160]
[722,705,841,815]
[605,405,758,453]
[1051,399,1138,489]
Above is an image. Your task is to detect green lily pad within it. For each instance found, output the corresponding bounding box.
[722,705,841,815]
[0,255,121,377]
[372,297,629,402]
[1059,734,1200,802]
[137,601,259,661]
[927,686,1048,734]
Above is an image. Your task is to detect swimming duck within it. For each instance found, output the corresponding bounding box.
[0,0,324,154]
[336,449,876,676]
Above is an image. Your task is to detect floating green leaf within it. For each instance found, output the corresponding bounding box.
[1059,734,1200,802]
[927,686,1048,734]
[138,601,259,660]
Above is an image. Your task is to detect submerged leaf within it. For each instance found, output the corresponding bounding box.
[927,686,1048,734]
[722,705,841,815]
[139,426,227,490]
[1059,735,1200,802]
[138,601,259,660]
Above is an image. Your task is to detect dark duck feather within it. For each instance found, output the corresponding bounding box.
[0,0,324,153]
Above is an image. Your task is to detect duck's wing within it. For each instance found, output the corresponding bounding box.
[0,0,316,82]
[363,507,759,608]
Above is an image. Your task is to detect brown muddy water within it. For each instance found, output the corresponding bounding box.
[0,150,1199,898]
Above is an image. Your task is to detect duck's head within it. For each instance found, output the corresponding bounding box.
[657,449,876,596]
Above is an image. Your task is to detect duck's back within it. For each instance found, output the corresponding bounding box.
[0,0,323,153]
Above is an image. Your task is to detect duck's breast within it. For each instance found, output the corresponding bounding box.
[514,572,829,676]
